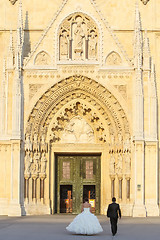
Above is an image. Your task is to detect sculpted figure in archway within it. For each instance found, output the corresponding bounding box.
[116,153,123,175]
[88,31,97,60]
[33,152,40,173]
[124,153,131,175]
[60,30,69,60]
[74,18,85,59]
[109,153,115,174]
[24,152,32,176]
[41,152,47,174]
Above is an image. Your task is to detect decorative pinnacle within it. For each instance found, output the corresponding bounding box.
[134,2,143,70]
[17,0,23,47]
[135,2,141,32]
[143,29,151,70]
[8,30,14,55]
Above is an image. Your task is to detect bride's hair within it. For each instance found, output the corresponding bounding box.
[84,198,89,203]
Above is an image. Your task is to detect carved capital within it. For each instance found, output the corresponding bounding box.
[39,173,46,180]
[110,174,116,180]
[24,174,31,180]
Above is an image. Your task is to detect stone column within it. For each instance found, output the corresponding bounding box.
[145,142,159,216]
[8,140,25,216]
[132,141,146,217]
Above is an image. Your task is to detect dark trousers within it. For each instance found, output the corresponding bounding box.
[110,217,118,236]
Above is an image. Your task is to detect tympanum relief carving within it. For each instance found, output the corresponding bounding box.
[50,101,106,143]
[35,51,51,65]
[59,13,98,61]
[106,51,122,65]
[61,116,95,143]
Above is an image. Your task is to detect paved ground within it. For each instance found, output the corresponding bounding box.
[0,215,160,240]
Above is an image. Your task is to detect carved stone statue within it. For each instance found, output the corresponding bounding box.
[74,19,85,59]
[41,134,48,152]
[88,31,97,60]
[41,152,47,174]
[33,152,40,173]
[60,30,68,60]
[24,152,32,175]
[33,134,40,152]
[25,135,32,152]
[116,153,123,174]
[109,153,115,174]
[123,134,131,152]
[124,153,131,174]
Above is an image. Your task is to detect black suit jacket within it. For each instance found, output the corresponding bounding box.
[107,202,121,219]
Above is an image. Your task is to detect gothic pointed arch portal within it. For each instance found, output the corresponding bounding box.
[24,75,132,215]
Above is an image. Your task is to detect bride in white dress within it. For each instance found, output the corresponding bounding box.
[66,198,103,235]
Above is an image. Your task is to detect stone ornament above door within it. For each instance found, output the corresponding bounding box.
[9,0,18,5]
[140,0,150,5]
[59,13,98,61]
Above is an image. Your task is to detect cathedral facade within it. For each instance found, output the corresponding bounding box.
[0,0,159,217]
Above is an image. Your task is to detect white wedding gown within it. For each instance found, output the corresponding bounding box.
[66,208,103,235]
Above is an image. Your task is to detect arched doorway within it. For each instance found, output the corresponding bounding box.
[24,75,131,215]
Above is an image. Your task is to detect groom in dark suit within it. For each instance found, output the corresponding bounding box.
[107,197,121,236]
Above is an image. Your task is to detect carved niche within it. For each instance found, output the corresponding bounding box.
[35,51,51,65]
[9,0,17,5]
[106,51,122,65]
[59,13,98,61]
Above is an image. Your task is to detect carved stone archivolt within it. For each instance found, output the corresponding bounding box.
[106,51,122,65]
[28,76,129,135]
[59,13,98,61]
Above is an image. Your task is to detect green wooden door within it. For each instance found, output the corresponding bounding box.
[56,155,101,214]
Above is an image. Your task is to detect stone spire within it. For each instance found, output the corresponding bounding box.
[16,0,23,68]
[7,30,14,69]
[133,3,144,140]
[0,58,6,136]
[148,58,158,140]
[143,30,151,70]
[12,0,24,138]
[134,2,142,70]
